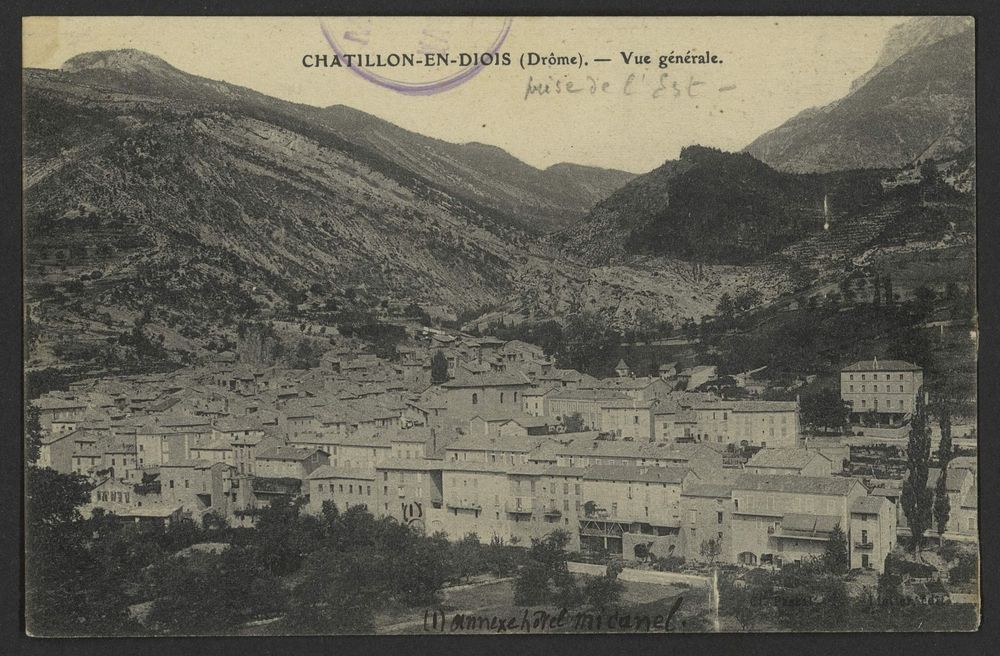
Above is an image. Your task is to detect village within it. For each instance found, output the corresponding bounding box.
[32,321,978,608]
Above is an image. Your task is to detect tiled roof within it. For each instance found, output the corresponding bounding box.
[257,446,326,461]
[961,484,978,509]
[779,513,841,536]
[851,496,887,514]
[583,465,692,484]
[541,465,589,478]
[746,448,828,470]
[307,465,375,480]
[732,400,799,413]
[34,397,88,410]
[734,473,858,496]
[441,371,531,388]
[842,359,922,372]
[550,389,630,401]
[376,458,441,471]
[927,467,970,493]
[682,482,735,498]
[446,434,550,453]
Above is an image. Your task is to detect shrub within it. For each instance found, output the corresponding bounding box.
[652,555,686,572]
[949,552,977,584]
[885,553,937,578]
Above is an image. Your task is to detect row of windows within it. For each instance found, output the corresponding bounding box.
[471,391,519,405]
[686,510,725,524]
[316,483,373,495]
[735,495,840,514]
[858,399,905,409]
[167,479,207,491]
[848,373,907,381]
[848,384,907,393]
[381,471,425,483]
[95,490,130,503]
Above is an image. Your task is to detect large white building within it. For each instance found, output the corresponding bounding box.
[840,358,923,425]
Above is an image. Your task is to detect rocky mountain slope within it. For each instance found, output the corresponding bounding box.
[319,105,635,232]
[548,141,974,335]
[849,16,974,93]
[50,50,633,233]
[23,46,976,379]
[744,21,974,173]
[557,145,887,265]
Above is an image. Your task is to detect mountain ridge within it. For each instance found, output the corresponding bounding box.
[745,24,974,173]
[45,49,635,233]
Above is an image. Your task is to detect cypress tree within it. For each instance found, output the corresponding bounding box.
[901,390,933,556]
[430,350,449,384]
[824,523,850,574]
[933,405,953,552]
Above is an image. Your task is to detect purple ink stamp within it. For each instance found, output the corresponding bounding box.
[319,18,512,95]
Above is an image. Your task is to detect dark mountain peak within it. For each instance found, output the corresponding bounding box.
[678,144,761,167]
[462,141,512,157]
[61,49,178,75]
[561,145,890,265]
[322,103,382,126]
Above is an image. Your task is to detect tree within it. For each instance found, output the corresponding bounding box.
[839,278,856,305]
[430,350,449,384]
[933,403,954,552]
[800,388,850,434]
[913,285,937,313]
[513,531,579,607]
[25,404,43,465]
[201,510,228,532]
[723,582,764,631]
[699,537,722,565]
[933,474,951,552]
[901,391,933,556]
[394,529,451,606]
[564,412,585,433]
[452,533,484,583]
[286,548,380,634]
[733,288,763,312]
[251,497,319,576]
[146,546,286,634]
[25,467,138,636]
[556,311,619,375]
[290,339,321,369]
[716,293,735,320]
[823,523,849,574]
[919,159,940,187]
[484,534,519,577]
[582,562,624,611]
[877,572,905,608]
[633,307,659,342]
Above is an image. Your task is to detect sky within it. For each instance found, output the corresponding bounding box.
[23,16,908,173]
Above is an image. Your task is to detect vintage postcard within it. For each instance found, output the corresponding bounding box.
[22,16,978,635]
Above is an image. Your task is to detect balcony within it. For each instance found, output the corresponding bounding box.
[854,541,874,550]
[446,499,481,511]
[506,497,534,515]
